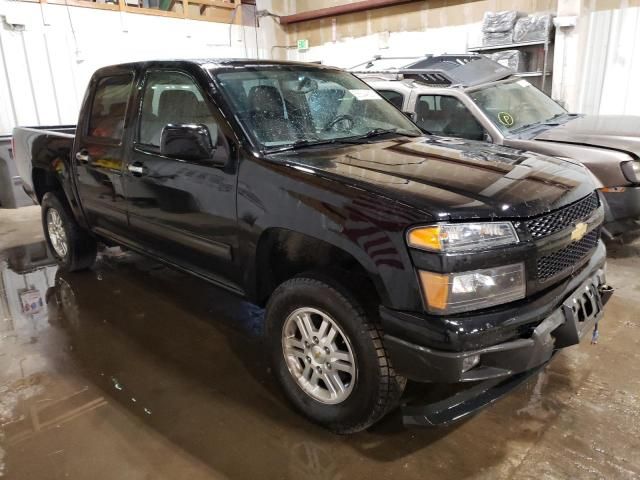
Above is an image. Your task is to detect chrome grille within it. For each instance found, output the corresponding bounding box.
[525,193,599,239]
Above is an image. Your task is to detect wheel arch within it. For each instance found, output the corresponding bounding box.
[32,165,88,229]
[251,227,388,308]
[32,167,64,204]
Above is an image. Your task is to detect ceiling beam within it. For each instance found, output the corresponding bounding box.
[278,0,419,25]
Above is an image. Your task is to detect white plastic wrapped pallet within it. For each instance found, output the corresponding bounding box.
[486,50,527,72]
[482,11,523,46]
[481,11,521,32]
[514,14,554,43]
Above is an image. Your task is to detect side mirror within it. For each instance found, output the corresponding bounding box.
[402,111,414,120]
[160,124,217,163]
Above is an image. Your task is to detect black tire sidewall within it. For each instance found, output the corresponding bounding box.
[41,192,96,271]
[267,278,385,431]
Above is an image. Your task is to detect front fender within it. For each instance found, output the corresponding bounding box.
[237,157,429,311]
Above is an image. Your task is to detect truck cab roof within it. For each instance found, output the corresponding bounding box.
[92,58,339,75]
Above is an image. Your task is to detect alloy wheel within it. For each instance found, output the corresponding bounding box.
[46,208,68,259]
[282,307,357,404]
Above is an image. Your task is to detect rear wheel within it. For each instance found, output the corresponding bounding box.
[266,275,406,433]
[41,192,97,271]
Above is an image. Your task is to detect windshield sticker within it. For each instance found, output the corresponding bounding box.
[349,89,382,100]
[516,79,530,87]
[498,112,514,127]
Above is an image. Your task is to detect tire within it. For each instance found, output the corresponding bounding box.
[266,275,406,434]
[41,191,97,271]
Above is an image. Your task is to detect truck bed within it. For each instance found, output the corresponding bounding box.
[17,125,76,137]
[0,135,33,208]
[12,125,77,203]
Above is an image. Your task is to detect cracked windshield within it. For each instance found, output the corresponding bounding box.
[214,67,421,150]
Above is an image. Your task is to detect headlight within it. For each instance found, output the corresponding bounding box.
[419,263,526,314]
[407,222,519,252]
[621,160,640,183]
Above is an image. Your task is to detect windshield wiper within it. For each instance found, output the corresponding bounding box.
[267,128,420,153]
[345,128,421,142]
[510,122,541,134]
[509,113,569,134]
[362,128,400,138]
[267,138,346,153]
[543,112,568,124]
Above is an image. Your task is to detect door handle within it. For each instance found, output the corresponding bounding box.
[127,162,147,176]
[75,150,90,164]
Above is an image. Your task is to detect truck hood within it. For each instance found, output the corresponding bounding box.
[275,136,595,221]
[534,115,640,156]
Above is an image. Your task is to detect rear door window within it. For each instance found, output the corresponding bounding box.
[416,95,484,141]
[88,75,134,141]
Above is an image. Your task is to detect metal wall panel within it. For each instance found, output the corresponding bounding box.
[578,6,640,115]
[0,1,260,134]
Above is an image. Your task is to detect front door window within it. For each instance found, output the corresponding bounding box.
[138,70,227,163]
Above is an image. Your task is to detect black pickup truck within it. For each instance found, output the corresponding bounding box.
[13,59,612,433]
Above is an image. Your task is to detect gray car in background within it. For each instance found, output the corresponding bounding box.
[0,135,33,209]
[354,55,640,238]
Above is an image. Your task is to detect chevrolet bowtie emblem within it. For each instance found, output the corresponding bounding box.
[571,222,588,242]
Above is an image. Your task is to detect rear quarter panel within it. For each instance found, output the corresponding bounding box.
[12,127,85,221]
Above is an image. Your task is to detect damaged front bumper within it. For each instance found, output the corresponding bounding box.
[381,245,613,426]
[400,277,612,427]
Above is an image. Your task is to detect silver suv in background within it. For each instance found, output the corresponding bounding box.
[353,54,640,238]
[0,135,34,208]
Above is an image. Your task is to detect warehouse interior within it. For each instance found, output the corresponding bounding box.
[1,0,640,478]
[2,0,640,131]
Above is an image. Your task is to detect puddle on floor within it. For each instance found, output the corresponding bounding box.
[0,234,638,479]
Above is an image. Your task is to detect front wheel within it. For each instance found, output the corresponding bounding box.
[41,192,97,271]
[266,275,406,433]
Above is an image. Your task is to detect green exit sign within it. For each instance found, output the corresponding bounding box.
[297,39,309,51]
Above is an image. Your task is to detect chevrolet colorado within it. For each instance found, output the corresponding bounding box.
[13,59,612,433]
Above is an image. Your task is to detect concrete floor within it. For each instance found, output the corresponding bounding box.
[1,206,639,480]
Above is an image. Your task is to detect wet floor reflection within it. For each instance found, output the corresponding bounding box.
[1,240,640,479]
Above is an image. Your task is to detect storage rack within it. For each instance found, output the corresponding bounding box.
[468,37,553,94]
